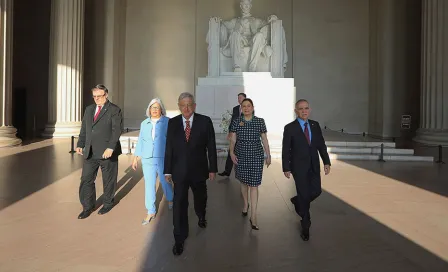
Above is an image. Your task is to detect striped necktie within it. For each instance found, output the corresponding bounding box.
[185,120,191,142]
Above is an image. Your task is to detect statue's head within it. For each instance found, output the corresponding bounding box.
[240,0,252,15]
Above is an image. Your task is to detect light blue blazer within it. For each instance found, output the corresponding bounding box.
[134,115,169,158]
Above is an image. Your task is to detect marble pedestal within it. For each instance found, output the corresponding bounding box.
[196,72,296,135]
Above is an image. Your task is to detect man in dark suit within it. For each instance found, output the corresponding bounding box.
[218,92,246,177]
[164,92,218,256]
[281,99,331,241]
[76,84,123,219]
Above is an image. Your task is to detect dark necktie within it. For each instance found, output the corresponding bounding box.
[185,120,191,142]
[304,122,310,145]
[94,106,102,121]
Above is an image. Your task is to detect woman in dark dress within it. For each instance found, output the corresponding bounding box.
[229,98,271,230]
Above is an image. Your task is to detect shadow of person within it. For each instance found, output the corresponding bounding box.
[95,164,144,210]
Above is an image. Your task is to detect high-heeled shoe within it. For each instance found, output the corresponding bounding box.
[242,204,249,217]
[141,214,156,225]
[249,218,259,230]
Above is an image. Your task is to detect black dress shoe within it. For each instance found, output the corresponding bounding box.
[78,209,93,219]
[290,196,297,205]
[300,228,310,241]
[172,242,184,256]
[98,206,113,215]
[218,171,230,177]
[198,217,207,228]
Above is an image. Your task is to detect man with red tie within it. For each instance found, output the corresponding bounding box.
[164,92,218,256]
[76,84,123,219]
[281,99,331,241]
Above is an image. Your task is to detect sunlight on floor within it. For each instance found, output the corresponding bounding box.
[323,161,448,262]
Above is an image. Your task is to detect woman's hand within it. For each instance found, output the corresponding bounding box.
[230,153,238,165]
[265,155,271,168]
[132,157,138,171]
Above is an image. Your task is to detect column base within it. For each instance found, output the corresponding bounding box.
[414,128,448,146]
[42,122,82,138]
[0,126,22,148]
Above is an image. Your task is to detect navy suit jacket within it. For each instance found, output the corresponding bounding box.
[281,119,330,175]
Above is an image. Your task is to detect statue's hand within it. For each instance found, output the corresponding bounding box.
[267,15,278,22]
[210,16,221,23]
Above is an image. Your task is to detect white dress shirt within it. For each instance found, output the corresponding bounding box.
[182,113,194,130]
[150,118,159,140]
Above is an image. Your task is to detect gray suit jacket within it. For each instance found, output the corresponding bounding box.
[77,100,123,159]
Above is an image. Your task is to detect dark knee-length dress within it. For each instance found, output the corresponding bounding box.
[230,116,267,187]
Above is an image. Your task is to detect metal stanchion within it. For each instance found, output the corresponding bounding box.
[127,137,132,155]
[69,136,76,153]
[435,145,445,164]
[378,143,385,162]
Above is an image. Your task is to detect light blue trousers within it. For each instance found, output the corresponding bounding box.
[142,157,173,214]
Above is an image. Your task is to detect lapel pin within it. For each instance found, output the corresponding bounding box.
[239,122,244,126]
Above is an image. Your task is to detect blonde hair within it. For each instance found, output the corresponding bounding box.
[146,98,166,117]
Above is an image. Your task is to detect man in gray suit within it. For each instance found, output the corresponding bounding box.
[76,84,124,219]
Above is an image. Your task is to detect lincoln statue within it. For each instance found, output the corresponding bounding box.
[207,0,287,73]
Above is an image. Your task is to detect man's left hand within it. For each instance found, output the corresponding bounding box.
[324,165,331,175]
[209,172,216,181]
[103,148,113,159]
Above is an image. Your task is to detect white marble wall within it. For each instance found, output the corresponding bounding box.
[122,0,370,133]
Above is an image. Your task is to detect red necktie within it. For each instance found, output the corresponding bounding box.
[94,106,102,121]
[185,120,191,142]
[304,122,310,145]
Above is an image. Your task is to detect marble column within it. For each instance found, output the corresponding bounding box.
[0,0,21,147]
[42,0,84,138]
[414,0,448,145]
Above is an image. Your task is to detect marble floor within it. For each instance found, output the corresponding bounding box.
[0,139,447,271]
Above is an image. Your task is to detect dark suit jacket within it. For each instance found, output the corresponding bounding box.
[164,113,218,182]
[282,119,331,176]
[228,105,241,132]
[77,100,123,160]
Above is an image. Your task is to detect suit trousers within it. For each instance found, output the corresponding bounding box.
[141,158,173,214]
[224,150,234,173]
[292,167,322,229]
[173,178,207,243]
[79,154,118,210]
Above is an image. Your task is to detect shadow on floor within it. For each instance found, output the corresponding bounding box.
[137,161,448,272]
[95,165,144,210]
[0,142,84,211]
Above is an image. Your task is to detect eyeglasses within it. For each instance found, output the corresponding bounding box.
[179,104,194,109]
[92,94,106,99]
[151,106,161,110]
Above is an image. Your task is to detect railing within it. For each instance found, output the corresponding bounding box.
[69,135,78,154]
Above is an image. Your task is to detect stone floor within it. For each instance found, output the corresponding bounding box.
[0,139,447,271]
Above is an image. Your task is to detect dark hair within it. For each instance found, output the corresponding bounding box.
[237,93,246,98]
[241,98,253,106]
[295,99,309,107]
[92,84,109,93]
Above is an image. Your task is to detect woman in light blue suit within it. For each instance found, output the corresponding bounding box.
[132,98,173,225]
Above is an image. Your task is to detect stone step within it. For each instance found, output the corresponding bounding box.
[118,135,434,162]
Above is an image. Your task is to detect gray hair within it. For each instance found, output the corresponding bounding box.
[178,92,195,103]
[146,98,166,117]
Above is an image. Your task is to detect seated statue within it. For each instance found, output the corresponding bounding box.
[206,0,287,75]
